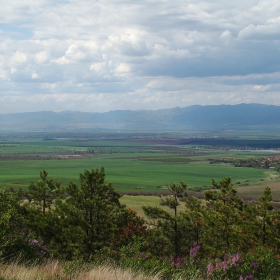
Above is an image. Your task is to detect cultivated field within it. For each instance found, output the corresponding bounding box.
[0,132,280,201]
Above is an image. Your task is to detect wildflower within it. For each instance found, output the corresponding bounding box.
[169,256,186,268]
[29,239,39,245]
[207,264,214,277]
[250,262,259,270]
[190,242,200,258]
[230,253,240,265]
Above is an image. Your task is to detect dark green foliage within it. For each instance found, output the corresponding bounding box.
[240,247,280,280]
[64,167,123,257]
[0,188,47,261]
[275,165,280,172]
[143,181,189,257]
[2,172,280,279]
[203,177,245,255]
[183,196,205,245]
[27,169,64,214]
[22,167,146,260]
[256,186,277,246]
[204,176,243,208]
[0,168,146,261]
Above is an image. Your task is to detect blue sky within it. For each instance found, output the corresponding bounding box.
[0,0,280,113]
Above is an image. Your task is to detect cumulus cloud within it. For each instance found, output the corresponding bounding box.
[238,20,280,40]
[107,29,151,57]
[35,51,49,64]
[10,51,27,65]
[0,0,279,113]
[220,30,232,40]
[114,63,131,75]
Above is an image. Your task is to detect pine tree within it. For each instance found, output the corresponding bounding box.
[64,167,124,257]
[143,181,187,256]
[203,177,244,255]
[184,196,205,245]
[257,186,274,245]
[27,170,64,214]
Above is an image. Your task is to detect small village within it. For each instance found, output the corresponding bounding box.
[209,156,280,170]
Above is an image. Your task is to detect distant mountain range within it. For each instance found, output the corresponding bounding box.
[0,104,280,132]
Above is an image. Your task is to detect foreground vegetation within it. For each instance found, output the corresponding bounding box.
[1,167,280,279]
[0,261,161,280]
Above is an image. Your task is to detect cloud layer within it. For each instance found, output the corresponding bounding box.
[0,0,280,113]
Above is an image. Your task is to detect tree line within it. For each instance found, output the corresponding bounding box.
[1,168,280,279]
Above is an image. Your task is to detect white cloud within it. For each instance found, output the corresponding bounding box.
[54,44,87,64]
[252,84,272,91]
[114,63,130,74]
[220,30,232,40]
[10,51,27,65]
[0,0,280,113]
[35,51,49,64]
[31,71,39,79]
[90,62,105,73]
[40,83,56,90]
[238,21,280,40]
[107,29,151,57]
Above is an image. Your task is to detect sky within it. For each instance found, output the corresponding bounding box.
[0,0,280,113]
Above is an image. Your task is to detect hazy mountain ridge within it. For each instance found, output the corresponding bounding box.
[0,104,279,131]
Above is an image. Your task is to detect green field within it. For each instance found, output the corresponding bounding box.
[0,157,270,191]
[0,136,279,196]
[120,195,186,218]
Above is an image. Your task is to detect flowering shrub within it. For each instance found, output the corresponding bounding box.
[27,237,48,259]
[0,230,48,262]
[190,242,200,258]
[206,253,241,279]
[205,248,280,280]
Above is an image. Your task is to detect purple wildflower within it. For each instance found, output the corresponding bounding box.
[190,242,200,258]
[250,262,259,270]
[169,256,187,268]
[29,239,39,245]
[207,263,215,277]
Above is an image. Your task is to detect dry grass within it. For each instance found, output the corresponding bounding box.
[0,261,162,280]
[237,178,280,201]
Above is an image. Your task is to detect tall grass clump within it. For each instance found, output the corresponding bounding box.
[0,260,162,280]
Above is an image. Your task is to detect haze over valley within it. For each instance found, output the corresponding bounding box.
[1,103,280,132]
